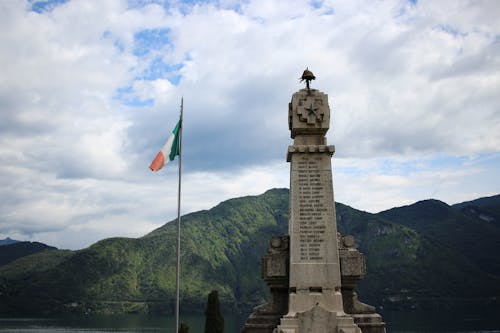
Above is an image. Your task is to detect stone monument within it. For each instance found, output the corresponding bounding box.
[276,70,360,333]
[241,70,385,333]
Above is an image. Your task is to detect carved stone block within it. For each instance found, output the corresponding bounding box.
[288,89,330,138]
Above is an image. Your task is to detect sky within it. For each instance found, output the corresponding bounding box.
[0,0,499,250]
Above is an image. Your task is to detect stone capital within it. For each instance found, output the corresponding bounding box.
[289,89,330,138]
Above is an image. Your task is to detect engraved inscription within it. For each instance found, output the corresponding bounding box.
[296,155,327,261]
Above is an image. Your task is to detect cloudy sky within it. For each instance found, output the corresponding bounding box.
[0,0,499,250]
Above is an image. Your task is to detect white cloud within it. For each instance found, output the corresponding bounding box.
[0,0,499,249]
[333,153,500,213]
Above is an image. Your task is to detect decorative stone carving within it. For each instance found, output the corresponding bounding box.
[289,89,330,138]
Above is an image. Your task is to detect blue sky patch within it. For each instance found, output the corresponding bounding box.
[136,57,183,84]
[181,0,212,5]
[133,28,171,57]
[114,39,126,53]
[322,8,334,15]
[310,0,323,9]
[310,0,334,15]
[127,0,164,10]
[173,0,246,15]
[101,31,125,53]
[438,24,467,37]
[114,86,154,107]
[30,0,68,13]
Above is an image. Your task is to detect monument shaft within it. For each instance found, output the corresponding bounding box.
[289,151,342,306]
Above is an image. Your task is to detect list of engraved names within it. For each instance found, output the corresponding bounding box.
[296,155,328,262]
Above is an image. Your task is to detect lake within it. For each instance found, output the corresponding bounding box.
[0,309,499,332]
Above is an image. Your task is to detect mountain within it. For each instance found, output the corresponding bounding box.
[452,194,500,229]
[0,189,499,316]
[0,241,57,267]
[378,199,500,276]
[0,237,19,246]
[0,189,289,316]
[338,201,500,310]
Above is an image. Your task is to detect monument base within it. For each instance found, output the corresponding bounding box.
[241,234,386,333]
[241,304,283,333]
[288,289,344,314]
[276,305,361,333]
[350,314,386,333]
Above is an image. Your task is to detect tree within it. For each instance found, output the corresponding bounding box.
[204,290,224,333]
[179,322,190,333]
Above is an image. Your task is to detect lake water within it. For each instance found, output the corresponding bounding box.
[0,309,498,333]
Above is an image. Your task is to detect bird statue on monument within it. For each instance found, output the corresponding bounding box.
[300,67,316,93]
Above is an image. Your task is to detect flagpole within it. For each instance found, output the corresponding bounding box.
[175,97,183,333]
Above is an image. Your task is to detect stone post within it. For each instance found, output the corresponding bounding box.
[276,87,361,333]
[241,236,290,333]
[339,235,386,333]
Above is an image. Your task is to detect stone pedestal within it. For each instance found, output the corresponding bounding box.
[242,234,386,333]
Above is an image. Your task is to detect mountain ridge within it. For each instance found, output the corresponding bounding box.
[0,237,19,246]
[0,241,57,267]
[0,188,499,315]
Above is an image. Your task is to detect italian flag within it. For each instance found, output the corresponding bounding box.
[149,119,181,171]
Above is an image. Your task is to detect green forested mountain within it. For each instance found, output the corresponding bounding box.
[379,198,500,276]
[0,241,56,266]
[336,200,500,310]
[0,189,499,315]
[452,194,500,229]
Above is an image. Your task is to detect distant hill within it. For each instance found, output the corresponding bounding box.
[0,241,57,267]
[339,200,500,310]
[0,189,499,316]
[379,198,500,275]
[0,237,19,246]
[452,194,500,229]
[453,194,500,210]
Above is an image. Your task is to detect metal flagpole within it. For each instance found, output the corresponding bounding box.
[175,97,183,333]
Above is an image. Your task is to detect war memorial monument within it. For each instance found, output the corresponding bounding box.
[242,70,386,333]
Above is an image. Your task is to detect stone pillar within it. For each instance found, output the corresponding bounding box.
[276,88,361,333]
[339,235,386,333]
[241,236,290,333]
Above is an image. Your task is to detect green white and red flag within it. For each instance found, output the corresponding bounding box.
[149,119,181,171]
